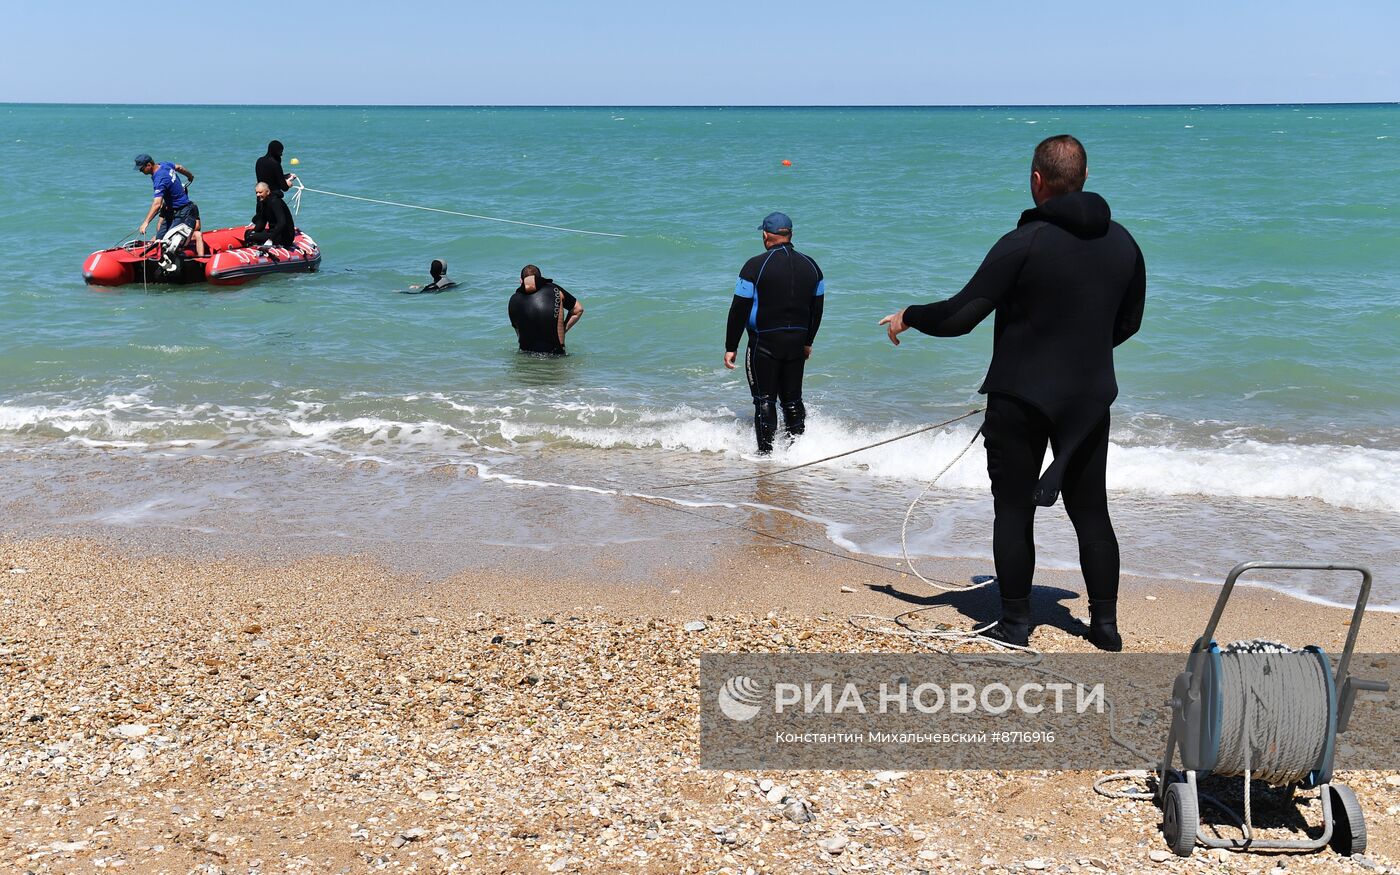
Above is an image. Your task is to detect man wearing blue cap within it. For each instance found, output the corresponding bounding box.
[724,211,826,454]
[134,153,204,257]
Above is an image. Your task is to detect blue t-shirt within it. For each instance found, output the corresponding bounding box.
[151,162,191,209]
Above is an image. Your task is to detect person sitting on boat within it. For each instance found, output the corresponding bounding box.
[256,140,298,197]
[135,153,205,257]
[246,182,296,248]
[187,203,206,257]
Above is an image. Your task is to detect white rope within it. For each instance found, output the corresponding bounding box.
[842,412,1174,799]
[847,416,1018,654]
[291,184,628,238]
[653,409,984,491]
[899,424,989,593]
[1216,644,1330,785]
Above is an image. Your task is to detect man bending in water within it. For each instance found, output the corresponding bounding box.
[508,265,583,354]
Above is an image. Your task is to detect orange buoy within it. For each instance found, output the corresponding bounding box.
[781,159,792,166]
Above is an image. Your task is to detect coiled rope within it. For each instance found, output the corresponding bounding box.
[1214,642,1333,834]
[288,183,628,238]
[1217,644,1331,785]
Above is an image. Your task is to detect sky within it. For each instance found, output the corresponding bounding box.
[4,1,1397,105]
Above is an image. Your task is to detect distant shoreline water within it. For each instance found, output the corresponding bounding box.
[5,101,1398,108]
[1,102,1396,606]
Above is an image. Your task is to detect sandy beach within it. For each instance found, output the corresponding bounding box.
[1,533,1396,875]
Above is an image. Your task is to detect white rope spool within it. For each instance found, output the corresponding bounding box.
[1214,641,1332,786]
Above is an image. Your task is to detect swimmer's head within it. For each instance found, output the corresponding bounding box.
[520,264,541,292]
[430,259,446,281]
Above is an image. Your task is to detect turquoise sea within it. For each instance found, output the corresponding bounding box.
[1,104,1397,607]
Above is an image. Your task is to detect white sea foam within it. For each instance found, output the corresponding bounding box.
[2,398,1397,514]
[484,411,1400,514]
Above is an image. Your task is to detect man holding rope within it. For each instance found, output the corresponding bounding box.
[879,135,1145,651]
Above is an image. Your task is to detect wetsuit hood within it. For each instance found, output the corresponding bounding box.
[1018,191,1111,240]
[266,140,284,159]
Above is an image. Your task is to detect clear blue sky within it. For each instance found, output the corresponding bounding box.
[6,1,1396,105]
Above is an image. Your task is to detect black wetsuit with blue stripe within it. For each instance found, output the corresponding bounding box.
[725,242,825,453]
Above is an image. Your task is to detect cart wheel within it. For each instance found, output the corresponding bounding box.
[1163,782,1199,857]
[1328,783,1367,856]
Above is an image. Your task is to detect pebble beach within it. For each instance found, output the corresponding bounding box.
[2,535,1396,874]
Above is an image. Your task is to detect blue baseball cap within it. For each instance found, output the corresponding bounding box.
[133,153,153,170]
[758,211,793,234]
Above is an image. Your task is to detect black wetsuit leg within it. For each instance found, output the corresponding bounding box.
[744,345,780,454]
[983,394,1047,601]
[776,354,806,438]
[982,393,1119,602]
[1058,410,1119,603]
[746,340,808,453]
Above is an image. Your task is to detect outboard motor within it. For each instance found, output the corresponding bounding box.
[157,222,193,273]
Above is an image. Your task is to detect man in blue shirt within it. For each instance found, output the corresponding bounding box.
[723,211,825,454]
[135,153,204,256]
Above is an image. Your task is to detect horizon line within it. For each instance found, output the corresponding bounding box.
[3,100,1397,110]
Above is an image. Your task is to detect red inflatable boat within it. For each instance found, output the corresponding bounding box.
[82,225,321,287]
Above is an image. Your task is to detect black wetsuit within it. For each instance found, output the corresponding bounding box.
[246,195,296,247]
[903,191,1145,603]
[509,279,577,354]
[421,276,457,293]
[725,243,825,453]
[256,141,291,196]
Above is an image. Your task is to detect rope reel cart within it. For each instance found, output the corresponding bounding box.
[1159,561,1390,857]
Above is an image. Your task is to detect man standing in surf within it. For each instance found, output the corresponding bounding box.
[879,135,1146,651]
[724,212,826,455]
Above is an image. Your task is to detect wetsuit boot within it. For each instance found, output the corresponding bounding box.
[1087,599,1122,652]
[780,399,806,439]
[753,398,778,455]
[983,597,1031,647]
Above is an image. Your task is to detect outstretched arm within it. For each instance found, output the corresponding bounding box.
[901,229,1033,338]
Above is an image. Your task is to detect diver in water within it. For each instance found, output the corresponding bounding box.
[405,260,457,294]
[723,211,825,455]
[879,135,1146,652]
[508,265,583,354]
[420,260,458,292]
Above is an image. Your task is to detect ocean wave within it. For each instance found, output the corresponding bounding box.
[1,396,1396,514]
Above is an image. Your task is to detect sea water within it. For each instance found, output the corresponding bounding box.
[1,104,1396,606]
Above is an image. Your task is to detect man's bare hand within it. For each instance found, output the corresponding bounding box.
[723,351,737,370]
[803,345,813,360]
[879,309,909,345]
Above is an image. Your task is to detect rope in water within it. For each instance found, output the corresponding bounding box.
[652,409,984,490]
[897,423,989,593]
[290,183,628,238]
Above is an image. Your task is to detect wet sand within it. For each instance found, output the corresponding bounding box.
[1,534,1396,874]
